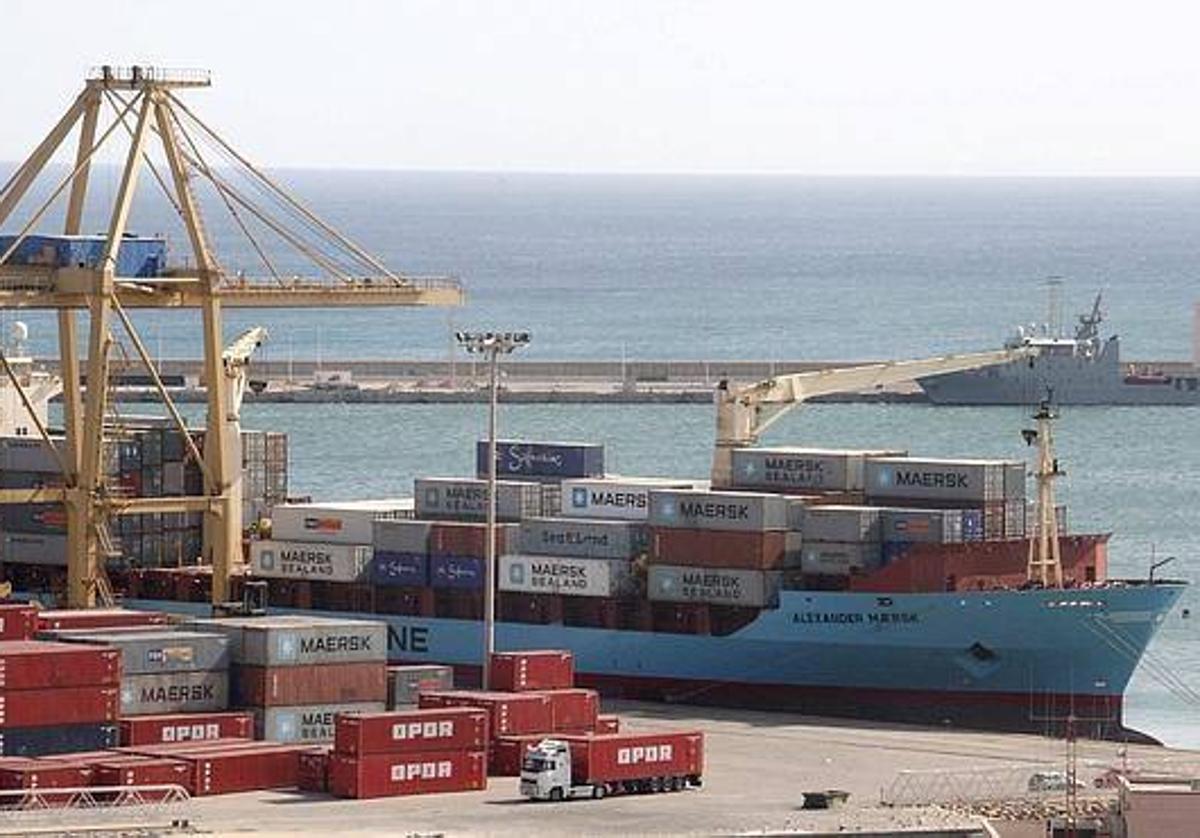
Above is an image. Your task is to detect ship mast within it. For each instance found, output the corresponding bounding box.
[1024,396,1064,586]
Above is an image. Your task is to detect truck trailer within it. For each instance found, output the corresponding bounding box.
[519,732,703,801]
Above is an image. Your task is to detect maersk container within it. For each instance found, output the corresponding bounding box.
[373,519,433,554]
[371,551,429,587]
[798,505,881,543]
[864,457,1012,503]
[559,477,697,521]
[429,555,484,590]
[0,234,166,277]
[647,565,782,607]
[256,701,386,743]
[415,478,543,522]
[269,499,414,545]
[879,508,964,544]
[518,517,647,559]
[184,615,388,667]
[120,670,230,716]
[648,489,789,532]
[1,532,66,565]
[730,447,905,493]
[59,630,230,674]
[249,539,372,583]
[477,440,604,480]
[0,437,64,473]
[499,554,633,598]
[799,541,883,575]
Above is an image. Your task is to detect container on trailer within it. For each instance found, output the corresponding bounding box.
[0,686,119,727]
[92,757,192,791]
[329,748,487,799]
[879,508,965,544]
[730,447,905,493]
[2,532,66,565]
[428,555,484,590]
[36,609,168,631]
[559,477,698,521]
[647,565,782,608]
[558,731,704,784]
[490,650,575,692]
[0,604,38,641]
[386,665,454,709]
[518,517,647,559]
[120,670,229,716]
[373,519,434,554]
[333,707,489,757]
[650,528,788,570]
[491,734,546,776]
[184,615,388,667]
[371,551,429,587]
[57,630,229,675]
[798,505,881,542]
[799,541,883,575]
[255,701,386,743]
[864,457,1013,503]
[648,489,789,532]
[0,724,118,757]
[541,688,600,732]
[415,478,542,522]
[119,711,253,745]
[0,641,121,689]
[269,499,414,545]
[233,661,386,707]
[418,690,553,736]
[477,440,604,480]
[427,521,519,558]
[250,539,372,583]
[499,554,633,598]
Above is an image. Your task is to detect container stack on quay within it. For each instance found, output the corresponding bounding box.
[385,664,455,710]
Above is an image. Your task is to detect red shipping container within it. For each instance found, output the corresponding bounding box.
[234,662,386,707]
[596,715,620,734]
[41,751,120,765]
[36,609,168,631]
[489,734,548,777]
[490,650,574,692]
[0,686,119,727]
[559,732,704,785]
[298,749,330,793]
[119,712,254,746]
[0,760,91,790]
[92,757,192,792]
[0,604,38,641]
[170,743,311,796]
[328,749,486,799]
[651,528,787,570]
[541,689,599,733]
[0,641,120,689]
[334,707,488,757]
[417,691,552,737]
[428,522,517,559]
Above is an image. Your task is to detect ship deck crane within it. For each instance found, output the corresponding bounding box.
[712,346,1039,486]
[0,66,464,609]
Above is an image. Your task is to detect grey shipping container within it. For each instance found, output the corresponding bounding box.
[798,505,882,543]
[0,437,64,473]
[879,508,964,544]
[647,565,782,607]
[387,665,455,709]
[120,670,230,716]
[1,532,66,565]
[730,447,905,493]
[518,517,648,559]
[415,477,543,522]
[648,489,789,532]
[60,630,230,674]
[256,701,386,743]
[1004,463,1027,500]
[799,541,883,575]
[184,615,387,667]
[783,532,804,568]
[373,519,434,554]
[864,457,1013,503]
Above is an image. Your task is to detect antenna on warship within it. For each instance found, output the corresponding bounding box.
[1023,389,1064,587]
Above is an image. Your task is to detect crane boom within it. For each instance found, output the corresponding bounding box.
[712,346,1039,486]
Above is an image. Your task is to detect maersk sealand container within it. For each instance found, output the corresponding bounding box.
[476,440,604,480]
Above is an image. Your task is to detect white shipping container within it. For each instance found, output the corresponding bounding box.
[256,701,386,743]
[499,554,633,598]
[799,541,883,575]
[249,539,372,582]
[649,489,790,532]
[800,505,882,542]
[730,447,905,492]
[269,499,414,545]
[559,477,698,521]
[648,565,781,607]
[864,457,1013,503]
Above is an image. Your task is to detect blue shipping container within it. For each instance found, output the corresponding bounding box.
[476,440,605,480]
[0,723,118,756]
[961,509,984,542]
[429,555,484,590]
[372,551,429,587]
[0,234,166,278]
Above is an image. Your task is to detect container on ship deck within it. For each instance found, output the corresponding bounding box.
[183,615,388,667]
[490,650,574,692]
[371,551,429,587]
[119,670,229,716]
[518,517,648,559]
[647,565,782,608]
[1,503,67,535]
[250,539,372,582]
[864,456,1015,503]
[119,711,253,745]
[1004,463,1026,499]
[373,519,433,554]
[387,665,455,708]
[417,690,553,736]
[269,499,414,545]
[334,707,488,757]
[428,521,518,558]
[2,532,66,565]
[233,661,386,707]
[329,749,487,799]
[558,476,698,521]
[255,701,386,743]
[879,507,965,544]
[477,439,604,480]
[490,734,544,776]
[415,478,542,522]
[0,640,120,688]
[499,554,634,598]
[429,555,484,590]
[649,489,789,532]
[797,505,882,542]
[0,437,65,473]
[0,724,118,757]
[799,541,883,575]
[730,447,905,493]
[55,630,230,674]
[650,528,787,570]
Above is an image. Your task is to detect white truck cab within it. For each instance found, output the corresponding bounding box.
[519,739,602,801]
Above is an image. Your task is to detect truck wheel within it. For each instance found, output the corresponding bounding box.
[671,777,684,792]
[592,784,606,800]
[650,777,663,793]
[550,787,564,802]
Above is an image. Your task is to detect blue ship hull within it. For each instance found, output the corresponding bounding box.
[130,581,1183,740]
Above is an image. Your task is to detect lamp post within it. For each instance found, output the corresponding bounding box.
[455,331,530,689]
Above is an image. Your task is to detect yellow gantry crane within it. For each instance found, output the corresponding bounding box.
[0,66,463,608]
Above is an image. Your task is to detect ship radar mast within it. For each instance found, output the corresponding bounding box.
[1023,392,1064,587]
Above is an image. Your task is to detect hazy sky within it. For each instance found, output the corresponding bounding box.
[2,0,1198,174]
